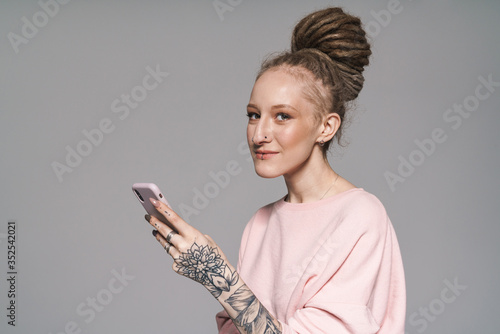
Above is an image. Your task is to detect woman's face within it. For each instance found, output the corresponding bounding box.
[246,68,323,179]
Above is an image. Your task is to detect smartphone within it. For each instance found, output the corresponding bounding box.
[132,183,171,226]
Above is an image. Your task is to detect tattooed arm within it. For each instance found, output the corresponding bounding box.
[222,281,282,333]
[175,243,281,333]
[147,198,282,334]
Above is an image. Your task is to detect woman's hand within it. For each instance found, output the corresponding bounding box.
[145,198,239,298]
[145,198,282,333]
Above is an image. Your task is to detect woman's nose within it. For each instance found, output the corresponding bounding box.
[251,119,271,145]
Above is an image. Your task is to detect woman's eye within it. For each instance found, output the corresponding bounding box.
[276,113,290,121]
[246,112,259,120]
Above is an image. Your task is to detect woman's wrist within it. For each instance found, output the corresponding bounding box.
[214,270,283,334]
[197,258,240,299]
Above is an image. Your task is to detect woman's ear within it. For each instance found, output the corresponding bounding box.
[318,113,341,143]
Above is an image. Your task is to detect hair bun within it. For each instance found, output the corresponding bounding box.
[291,7,371,101]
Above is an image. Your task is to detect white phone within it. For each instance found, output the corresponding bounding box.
[132,183,171,226]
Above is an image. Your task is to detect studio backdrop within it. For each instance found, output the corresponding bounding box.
[1,1,499,333]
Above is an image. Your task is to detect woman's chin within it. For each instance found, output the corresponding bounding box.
[254,165,283,179]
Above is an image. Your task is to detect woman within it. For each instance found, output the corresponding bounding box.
[145,7,406,333]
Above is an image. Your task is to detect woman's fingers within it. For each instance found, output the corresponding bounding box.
[152,230,179,257]
[146,215,180,245]
[149,198,193,235]
[145,214,163,230]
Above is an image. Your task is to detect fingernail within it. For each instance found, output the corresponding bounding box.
[145,214,151,222]
[149,198,160,208]
[152,230,158,237]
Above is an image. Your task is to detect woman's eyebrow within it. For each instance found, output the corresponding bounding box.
[247,103,299,112]
[271,104,298,112]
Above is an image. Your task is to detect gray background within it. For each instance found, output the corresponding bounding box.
[1,0,499,333]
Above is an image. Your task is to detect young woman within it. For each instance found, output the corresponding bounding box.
[145,7,406,333]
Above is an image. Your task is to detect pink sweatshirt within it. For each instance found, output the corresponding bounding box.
[216,188,406,333]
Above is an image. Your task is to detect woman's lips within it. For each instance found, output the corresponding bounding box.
[255,151,278,160]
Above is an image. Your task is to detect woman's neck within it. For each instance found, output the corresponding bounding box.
[283,153,339,204]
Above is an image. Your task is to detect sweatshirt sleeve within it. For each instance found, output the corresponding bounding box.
[279,196,405,333]
[215,309,238,334]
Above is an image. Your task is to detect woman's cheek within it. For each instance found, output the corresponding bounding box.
[279,126,305,147]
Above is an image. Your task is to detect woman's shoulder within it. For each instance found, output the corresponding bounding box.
[337,188,391,234]
[341,187,387,212]
[331,179,385,211]
[249,199,280,221]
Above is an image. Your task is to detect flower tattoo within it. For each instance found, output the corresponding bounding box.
[174,243,238,298]
[226,285,282,333]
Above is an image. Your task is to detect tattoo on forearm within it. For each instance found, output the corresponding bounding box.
[225,285,282,333]
[173,243,280,333]
[174,243,238,298]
